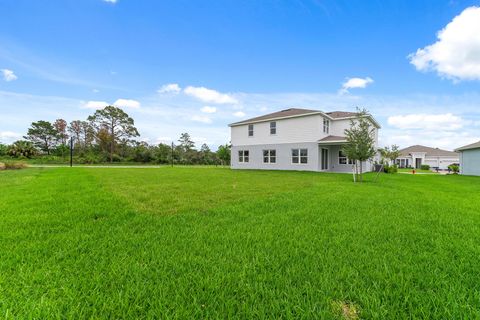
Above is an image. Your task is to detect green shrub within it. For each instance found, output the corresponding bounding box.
[449,164,460,174]
[387,164,398,174]
[383,164,398,174]
[420,164,430,171]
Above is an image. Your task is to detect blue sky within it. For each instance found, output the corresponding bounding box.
[1,0,480,149]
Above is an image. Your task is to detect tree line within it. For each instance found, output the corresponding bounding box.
[0,106,231,165]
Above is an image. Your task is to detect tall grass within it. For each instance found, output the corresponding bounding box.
[0,161,28,170]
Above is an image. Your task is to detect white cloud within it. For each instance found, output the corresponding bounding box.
[184,86,238,104]
[82,99,140,109]
[201,106,217,113]
[409,6,480,81]
[114,98,141,109]
[156,136,172,144]
[339,77,373,94]
[92,89,100,93]
[388,113,464,130]
[82,100,109,109]
[158,83,181,94]
[191,115,212,124]
[103,0,117,3]
[1,69,17,82]
[233,111,246,117]
[0,131,22,143]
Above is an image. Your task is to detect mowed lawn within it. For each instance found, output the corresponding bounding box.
[1,168,480,319]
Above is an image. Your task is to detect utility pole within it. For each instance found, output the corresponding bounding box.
[70,137,73,167]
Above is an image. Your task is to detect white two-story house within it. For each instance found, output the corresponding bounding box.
[229,108,381,172]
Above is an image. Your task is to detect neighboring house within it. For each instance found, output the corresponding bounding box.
[229,108,380,172]
[455,141,480,176]
[396,145,459,169]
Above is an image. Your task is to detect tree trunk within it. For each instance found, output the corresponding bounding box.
[110,125,114,163]
[45,139,49,155]
[359,161,363,182]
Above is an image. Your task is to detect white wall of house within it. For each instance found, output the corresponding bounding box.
[424,157,458,169]
[231,115,327,146]
[329,119,350,137]
[460,149,480,176]
[397,155,458,169]
[231,142,320,171]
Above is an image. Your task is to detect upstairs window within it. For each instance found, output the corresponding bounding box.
[238,150,249,163]
[270,121,277,135]
[339,150,354,165]
[248,124,254,137]
[323,118,330,134]
[263,149,276,163]
[292,148,308,164]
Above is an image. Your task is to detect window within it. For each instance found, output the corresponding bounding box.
[270,121,276,135]
[238,150,249,163]
[263,149,276,163]
[292,148,308,164]
[339,150,354,165]
[248,124,254,137]
[323,118,329,134]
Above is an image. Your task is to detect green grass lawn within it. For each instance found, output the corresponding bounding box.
[1,168,480,319]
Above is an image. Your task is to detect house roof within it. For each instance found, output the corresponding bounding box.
[455,140,480,152]
[325,111,359,119]
[318,135,347,144]
[399,145,458,157]
[229,108,320,126]
[229,108,380,128]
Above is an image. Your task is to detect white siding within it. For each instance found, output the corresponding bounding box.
[231,143,320,171]
[424,156,458,169]
[329,119,351,137]
[231,115,327,146]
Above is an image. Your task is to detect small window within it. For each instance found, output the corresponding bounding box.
[292,149,299,164]
[323,118,330,134]
[248,124,254,137]
[263,149,276,163]
[238,150,249,163]
[292,148,308,164]
[270,121,276,135]
[339,150,354,165]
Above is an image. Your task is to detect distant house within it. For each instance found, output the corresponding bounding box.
[455,141,480,176]
[229,108,381,172]
[396,145,459,169]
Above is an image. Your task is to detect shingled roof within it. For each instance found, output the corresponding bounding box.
[399,145,458,157]
[318,135,347,143]
[325,111,359,118]
[229,108,367,127]
[455,141,480,152]
[229,108,321,126]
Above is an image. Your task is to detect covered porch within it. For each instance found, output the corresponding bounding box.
[317,136,372,173]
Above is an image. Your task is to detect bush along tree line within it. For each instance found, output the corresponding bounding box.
[0,106,231,165]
